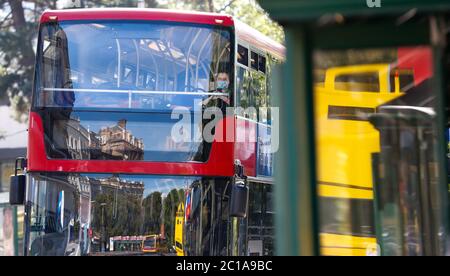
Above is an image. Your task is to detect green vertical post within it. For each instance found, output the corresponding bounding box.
[431,20,450,255]
[274,25,319,256]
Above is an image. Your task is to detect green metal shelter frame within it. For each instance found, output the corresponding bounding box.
[260,0,450,22]
[259,0,450,255]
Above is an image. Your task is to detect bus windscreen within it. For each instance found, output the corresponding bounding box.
[34,21,232,111]
[32,21,233,162]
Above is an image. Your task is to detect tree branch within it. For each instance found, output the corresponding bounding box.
[145,0,158,8]
[216,0,236,13]
[7,0,35,67]
[0,10,12,28]
[207,0,213,12]
[8,0,26,29]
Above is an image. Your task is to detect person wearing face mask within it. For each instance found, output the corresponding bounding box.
[216,72,230,92]
[202,72,231,109]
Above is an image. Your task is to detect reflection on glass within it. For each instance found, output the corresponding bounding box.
[36,21,232,110]
[247,183,274,256]
[24,174,274,256]
[42,110,206,162]
[25,173,195,256]
[314,47,448,256]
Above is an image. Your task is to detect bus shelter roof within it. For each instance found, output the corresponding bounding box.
[258,0,450,23]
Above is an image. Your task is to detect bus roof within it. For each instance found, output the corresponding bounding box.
[40,8,234,26]
[40,8,285,60]
[235,19,285,61]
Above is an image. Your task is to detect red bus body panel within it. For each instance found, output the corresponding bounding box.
[234,117,257,177]
[40,8,234,27]
[397,47,433,86]
[27,112,235,176]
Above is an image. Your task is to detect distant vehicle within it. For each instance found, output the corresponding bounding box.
[315,64,413,255]
[174,203,184,256]
[142,235,159,254]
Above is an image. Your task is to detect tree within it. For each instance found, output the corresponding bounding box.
[145,0,157,8]
[161,0,284,43]
[0,1,130,120]
[142,191,162,235]
[0,0,38,120]
[92,188,144,241]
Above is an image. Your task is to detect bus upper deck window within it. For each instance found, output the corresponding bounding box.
[389,69,415,93]
[238,45,249,66]
[334,73,380,92]
[259,56,266,74]
[251,51,259,70]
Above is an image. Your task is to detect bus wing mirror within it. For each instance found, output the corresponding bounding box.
[10,175,26,205]
[9,158,27,205]
[230,180,248,218]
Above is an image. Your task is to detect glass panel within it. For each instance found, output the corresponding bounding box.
[24,173,234,256]
[1,163,15,193]
[389,69,415,93]
[320,197,374,237]
[257,123,274,177]
[236,67,257,120]
[40,109,209,162]
[252,72,267,123]
[201,182,213,255]
[248,184,262,227]
[259,55,266,74]
[212,182,231,256]
[246,183,274,256]
[35,21,232,110]
[314,46,448,256]
[0,206,24,256]
[251,51,259,70]
[334,72,380,92]
[237,45,249,66]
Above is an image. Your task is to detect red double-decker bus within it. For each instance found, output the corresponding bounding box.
[12,8,284,256]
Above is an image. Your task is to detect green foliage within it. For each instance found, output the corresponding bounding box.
[84,0,138,7]
[142,191,162,235]
[216,0,284,43]
[162,0,284,43]
[92,190,144,238]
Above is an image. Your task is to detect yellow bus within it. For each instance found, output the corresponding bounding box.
[141,235,159,254]
[315,64,412,255]
[174,203,185,256]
